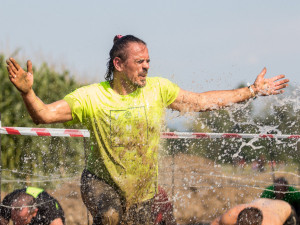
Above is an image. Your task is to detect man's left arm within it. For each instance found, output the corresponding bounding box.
[169,68,289,112]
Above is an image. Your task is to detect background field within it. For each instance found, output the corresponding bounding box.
[2,153,299,225]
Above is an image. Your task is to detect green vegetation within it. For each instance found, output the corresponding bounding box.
[0,55,85,190]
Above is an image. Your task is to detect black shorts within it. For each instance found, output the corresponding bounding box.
[80,169,157,224]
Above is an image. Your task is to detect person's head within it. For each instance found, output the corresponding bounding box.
[105,35,149,88]
[10,193,38,225]
[274,177,289,200]
[236,207,263,225]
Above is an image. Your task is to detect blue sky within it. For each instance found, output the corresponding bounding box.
[1,0,299,93]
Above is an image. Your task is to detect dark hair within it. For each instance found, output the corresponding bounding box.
[105,35,146,82]
[237,207,263,225]
[11,192,36,212]
[274,177,288,185]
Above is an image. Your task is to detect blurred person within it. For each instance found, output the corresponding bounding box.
[6,34,289,224]
[257,155,266,172]
[0,187,65,225]
[211,198,297,225]
[261,177,300,221]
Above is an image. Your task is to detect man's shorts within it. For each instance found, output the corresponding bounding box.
[80,169,176,225]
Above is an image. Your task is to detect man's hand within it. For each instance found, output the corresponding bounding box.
[6,58,34,95]
[252,68,289,96]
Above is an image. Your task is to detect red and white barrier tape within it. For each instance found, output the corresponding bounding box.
[161,132,300,139]
[0,127,90,137]
[0,127,300,139]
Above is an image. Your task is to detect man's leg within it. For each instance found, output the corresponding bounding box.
[80,169,123,225]
[125,199,154,225]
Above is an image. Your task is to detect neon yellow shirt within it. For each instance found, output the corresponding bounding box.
[64,77,179,205]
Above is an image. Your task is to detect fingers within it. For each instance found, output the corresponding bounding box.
[27,60,33,74]
[9,58,21,71]
[6,59,17,74]
[274,83,289,91]
[274,78,289,86]
[273,89,284,95]
[6,65,16,76]
[7,66,15,79]
[272,78,289,93]
[258,67,267,78]
[270,74,286,82]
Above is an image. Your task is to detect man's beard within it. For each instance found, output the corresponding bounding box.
[133,72,147,88]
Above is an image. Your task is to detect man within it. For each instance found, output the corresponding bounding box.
[261,177,300,220]
[0,187,65,225]
[6,35,289,224]
[211,198,297,225]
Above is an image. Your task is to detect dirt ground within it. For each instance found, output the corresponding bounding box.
[2,153,298,224]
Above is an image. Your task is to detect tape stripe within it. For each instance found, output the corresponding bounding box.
[0,127,299,139]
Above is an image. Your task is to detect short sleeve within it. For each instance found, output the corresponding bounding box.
[156,77,180,106]
[63,86,90,126]
[36,192,65,224]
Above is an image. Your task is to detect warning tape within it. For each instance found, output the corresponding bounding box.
[0,127,90,137]
[0,127,300,139]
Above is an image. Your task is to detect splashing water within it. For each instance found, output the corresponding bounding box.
[162,86,300,223]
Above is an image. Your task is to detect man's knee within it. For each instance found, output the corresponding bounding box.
[93,193,123,225]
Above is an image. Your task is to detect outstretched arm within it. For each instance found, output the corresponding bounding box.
[6,58,73,124]
[169,68,289,112]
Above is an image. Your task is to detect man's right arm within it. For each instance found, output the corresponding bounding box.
[21,90,73,124]
[6,58,73,124]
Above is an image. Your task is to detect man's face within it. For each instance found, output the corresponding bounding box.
[11,207,36,225]
[119,42,150,88]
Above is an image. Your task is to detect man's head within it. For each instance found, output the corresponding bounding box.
[11,193,38,225]
[106,35,149,88]
[236,207,263,225]
[274,177,289,200]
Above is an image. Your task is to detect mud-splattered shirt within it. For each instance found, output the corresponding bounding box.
[64,77,179,205]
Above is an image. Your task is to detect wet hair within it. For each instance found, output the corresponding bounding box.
[11,192,36,212]
[274,177,289,199]
[236,207,263,225]
[105,35,146,82]
[274,177,288,185]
